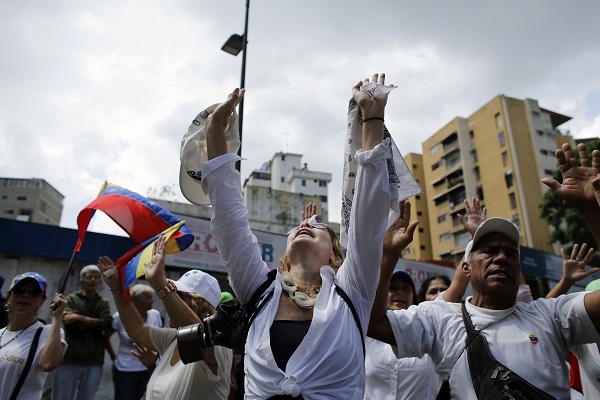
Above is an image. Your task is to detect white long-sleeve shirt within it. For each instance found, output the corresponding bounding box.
[202,143,391,399]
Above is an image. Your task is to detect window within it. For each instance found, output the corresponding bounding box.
[412,164,418,169]
[509,193,517,209]
[505,172,513,188]
[536,130,544,137]
[19,209,32,216]
[1,195,6,200]
[417,211,423,216]
[280,177,284,183]
[440,233,452,242]
[473,166,481,181]
[498,131,506,147]
[470,149,478,163]
[469,131,474,141]
[477,186,485,200]
[445,153,461,170]
[495,113,503,129]
[532,111,540,118]
[432,160,443,171]
[502,151,508,167]
[17,196,27,201]
[544,169,554,176]
[455,231,470,248]
[420,245,426,250]
[437,214,448,223]
[302,180,306,187]
[540,149,548,156]
[429,143,442,155]
[318,181,327,187]
[281,155,286,161]
[415,195,421,200]
[3,209,14,215]
[419,228,424,233]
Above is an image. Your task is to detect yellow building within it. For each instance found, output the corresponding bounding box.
[402,153,433,261]
[421,95,574,263]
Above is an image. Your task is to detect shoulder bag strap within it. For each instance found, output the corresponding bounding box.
[246,269,277,328]
[334,284,365,357]
[461,301,493,395]
[10,326,43,400]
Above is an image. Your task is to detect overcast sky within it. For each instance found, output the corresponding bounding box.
[2,1,600,237]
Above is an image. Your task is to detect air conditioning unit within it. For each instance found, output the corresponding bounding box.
[449,202,455,209]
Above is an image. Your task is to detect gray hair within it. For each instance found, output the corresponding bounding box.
[130,284,156,302]
[80,265,101,279]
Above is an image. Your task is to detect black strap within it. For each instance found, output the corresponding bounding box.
[334,284,365,357]
[10,326,43,400]
[461,302,556,400]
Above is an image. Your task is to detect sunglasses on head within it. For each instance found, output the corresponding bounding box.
[12,286,43,297]
[287,222,329,236]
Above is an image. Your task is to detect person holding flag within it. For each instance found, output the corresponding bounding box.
[98,235,232,400]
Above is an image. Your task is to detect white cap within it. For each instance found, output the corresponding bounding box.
[173,269,221,308]
[179,109,240,206]
[464,217,521,261]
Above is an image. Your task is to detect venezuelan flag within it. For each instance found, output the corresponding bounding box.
[76,181,193,298]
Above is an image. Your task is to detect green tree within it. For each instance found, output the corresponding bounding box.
[540,139,600,266]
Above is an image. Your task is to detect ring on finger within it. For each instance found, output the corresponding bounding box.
[575,256,582,262]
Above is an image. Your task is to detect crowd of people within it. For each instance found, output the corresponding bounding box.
[1,74,600,399]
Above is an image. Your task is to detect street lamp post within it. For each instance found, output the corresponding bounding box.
[221,0,250,169]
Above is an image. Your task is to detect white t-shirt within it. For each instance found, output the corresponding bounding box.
[146,327,232,400]
[203,144,391,399]
[572,343,600,399]
[0,321,67,400]
[388,293,597,399]
[112,309,163,372]
[364,337,441,400]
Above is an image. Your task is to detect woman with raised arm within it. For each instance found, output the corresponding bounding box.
[201,74,394,399]
[98,236,232,400]
[0,272,67,400]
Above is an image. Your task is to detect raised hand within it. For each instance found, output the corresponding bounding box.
[206,88,245,131]
[593,174,600,208]
[352,73,389,119]
[98,256,120,291]
[457,197,487,237]
[541,143,600,210]
[131,342,159,372]
[144,235,168,289]
[301,202,318,221]
[560,243,598,284]
[50,293,67,318]
[383,201,419,259]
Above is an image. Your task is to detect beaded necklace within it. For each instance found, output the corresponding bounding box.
[0,321,38,350]
[281,271,321,309]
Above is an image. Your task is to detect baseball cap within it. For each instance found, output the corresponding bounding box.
[390,270,419,306]
[9,272,47,295]
[179,108,240,206]
[173,270,221,308]
[585,279,600,292]
[464,217,521,261]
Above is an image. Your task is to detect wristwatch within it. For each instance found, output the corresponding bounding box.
[157,280,177,299]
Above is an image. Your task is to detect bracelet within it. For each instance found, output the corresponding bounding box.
[157,280,177,299]
[362,116,385,123]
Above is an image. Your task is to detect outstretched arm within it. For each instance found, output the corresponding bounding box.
[443,198,486,303]
[206,89,245,160]
[143,236,201,328]
[352,73,389,151]
[39,293,67,371]
[98,257,156,352]
[368,201,418,343]
[546,243,598,298]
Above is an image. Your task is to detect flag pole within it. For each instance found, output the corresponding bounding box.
[51,250,78,310]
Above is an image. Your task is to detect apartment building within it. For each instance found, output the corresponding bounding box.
[0,177,64,225]
[421,95,574,263]
[402,153,433,261]
[243,152,333,234]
